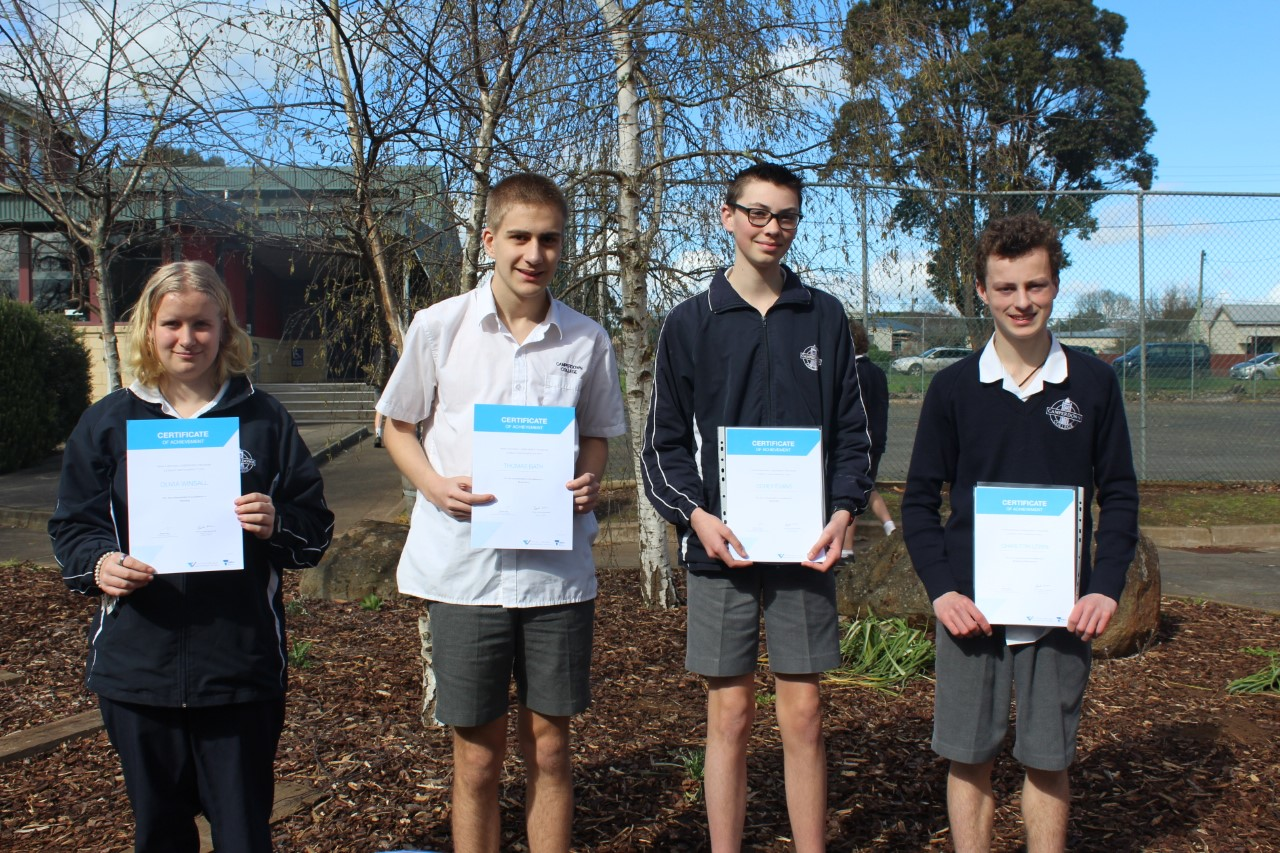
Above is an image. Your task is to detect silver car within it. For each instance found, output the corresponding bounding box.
[1228,352,1278,380]
[889,346,972,376]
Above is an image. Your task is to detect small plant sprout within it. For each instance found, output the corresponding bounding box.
[288,639,315,669]
[360,593,383,612]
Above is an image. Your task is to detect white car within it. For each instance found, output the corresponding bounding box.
[890,346,972,376]
[1228,352,1278,381]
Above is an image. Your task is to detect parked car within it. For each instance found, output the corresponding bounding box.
[1228,352,1278,381]
[889,346,972,376]
[1111,342,1211,378]
[1064,344,1098,357]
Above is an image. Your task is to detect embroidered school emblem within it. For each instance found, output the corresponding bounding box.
[240,449,257,473]
[801,345,821,371]
[1045,398,1083,431]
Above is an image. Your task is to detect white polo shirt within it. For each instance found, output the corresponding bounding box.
[376,281,626,607]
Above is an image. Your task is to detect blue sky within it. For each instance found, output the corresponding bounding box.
[1102,0,1280,192]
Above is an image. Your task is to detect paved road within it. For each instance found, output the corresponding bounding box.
[877,398,1280,483]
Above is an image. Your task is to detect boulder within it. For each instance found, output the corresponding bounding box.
[1092,531,1161,659]
[299,520,407,602]
[835,529,1163,659]
[835,533,932,621]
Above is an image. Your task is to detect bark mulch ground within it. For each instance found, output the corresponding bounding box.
[2,560,1279,851]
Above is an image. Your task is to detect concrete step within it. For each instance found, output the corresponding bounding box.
[257,382,378,425]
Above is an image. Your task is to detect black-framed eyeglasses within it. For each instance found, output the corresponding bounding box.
[730,203,803,231]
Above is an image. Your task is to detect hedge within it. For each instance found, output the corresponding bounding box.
[0,300,92,473]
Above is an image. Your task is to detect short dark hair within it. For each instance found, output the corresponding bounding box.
[974,212,1064,286]
[726,163,803,208]
[849,319,869,355]
[486,173,568,231]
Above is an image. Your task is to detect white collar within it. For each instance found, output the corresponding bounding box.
[978,334,1067,400]
[475,277,562,343]
[130,379,230,419]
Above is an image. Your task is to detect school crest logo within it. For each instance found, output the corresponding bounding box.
[1045,398,1083,431]
[240,449,257,473]
[801,345,821,371]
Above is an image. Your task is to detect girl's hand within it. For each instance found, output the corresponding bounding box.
[235,492,276,539]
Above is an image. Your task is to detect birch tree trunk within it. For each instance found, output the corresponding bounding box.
[596,0,678,609]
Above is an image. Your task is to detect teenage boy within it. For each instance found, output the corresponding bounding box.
[641,162,872,852]
[902,212,1139,852]
[377,173,626,853]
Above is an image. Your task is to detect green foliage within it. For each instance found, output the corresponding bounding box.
[1226,648,1280,695]
[832,615,935,693]
[670,747,705,802]
[288,639,316,669]
[285,599,308,617]
[755,691,776,707]
[38,312,92,440]
[0,300,91,473]
[829,0,1157,314]
[359,593,383,612]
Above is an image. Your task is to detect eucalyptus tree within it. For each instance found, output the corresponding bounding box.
[829,0,1156,322]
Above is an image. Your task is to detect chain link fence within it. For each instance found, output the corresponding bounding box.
[638,184,1280,483]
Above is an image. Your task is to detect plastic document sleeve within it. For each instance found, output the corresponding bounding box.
[717,426,825,563]
[972,482,1083,627]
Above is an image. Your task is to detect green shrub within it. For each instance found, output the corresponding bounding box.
[39,312,92,439]
[0,299,92,473]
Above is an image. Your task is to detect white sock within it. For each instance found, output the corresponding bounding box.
[883,520,897,535]
[840,549,855,559]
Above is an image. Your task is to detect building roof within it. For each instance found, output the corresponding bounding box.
[1212,304,1280,327]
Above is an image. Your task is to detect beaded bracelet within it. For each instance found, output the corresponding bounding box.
[93,551,114,591]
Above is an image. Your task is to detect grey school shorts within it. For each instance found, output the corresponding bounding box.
[685,564,840,677]
[932,626,1092,772]
[426,600,595,728]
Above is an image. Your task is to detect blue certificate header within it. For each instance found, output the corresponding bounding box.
[975,485,1076,517]
[127,417,240,450]
[474,404,575,435]
[726,427,821,456]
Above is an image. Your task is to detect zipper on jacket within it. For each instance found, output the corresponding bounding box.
[178,570,189,706]
[761,315,774,423]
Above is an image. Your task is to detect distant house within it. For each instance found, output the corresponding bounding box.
[1054,327,1130,354]
[865,317,919,354]
[1206,304,1280,356]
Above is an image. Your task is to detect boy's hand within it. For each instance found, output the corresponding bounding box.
[801,510,851,572]
[690,508,752,567]
[566,471,601,514]
[425,476,495,520]
[235,492,276,540]
[933,592,993,638]
[1067,593,1117,642]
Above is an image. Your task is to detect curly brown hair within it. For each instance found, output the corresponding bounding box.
[975,212,1064,286]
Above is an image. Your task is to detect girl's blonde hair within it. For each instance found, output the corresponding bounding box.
[126,261,252,387]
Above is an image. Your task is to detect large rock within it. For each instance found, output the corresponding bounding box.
[835,529,1163,659]
[835,534,932,621]
[299,520,407,602]
[1092,531,1161,659]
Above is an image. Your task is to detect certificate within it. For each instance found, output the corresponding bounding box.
[126,418,245,574]
[471,404,575,550]
[718,426,825,563]
[973,483,1083,626]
